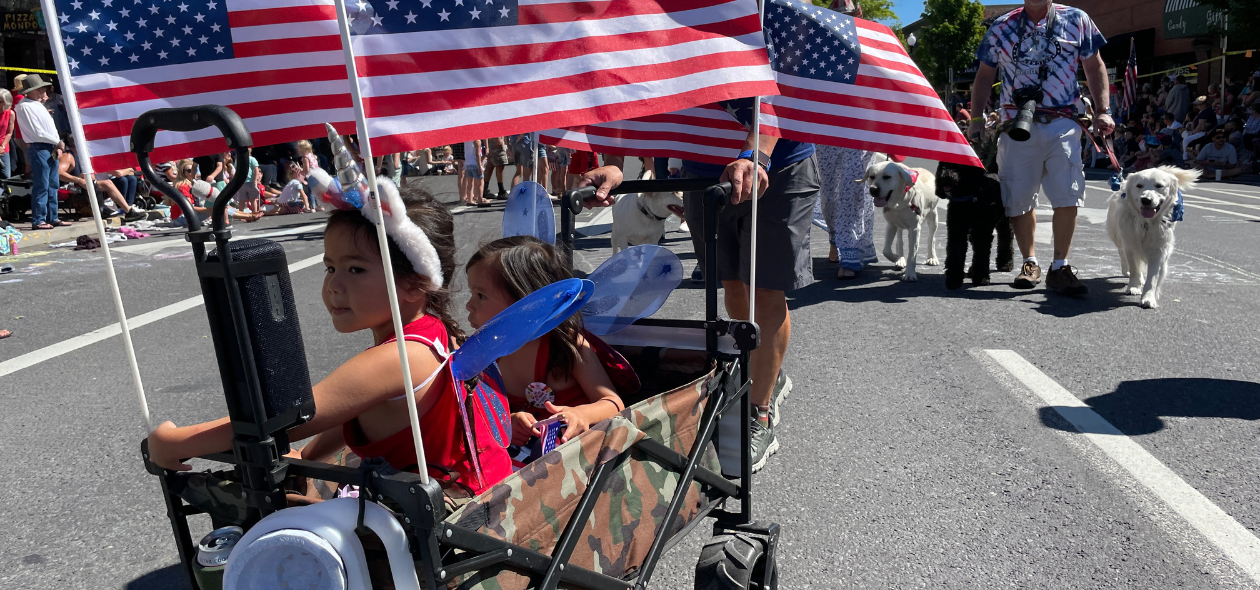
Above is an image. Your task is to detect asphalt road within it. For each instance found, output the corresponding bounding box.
[1,158,1258,589]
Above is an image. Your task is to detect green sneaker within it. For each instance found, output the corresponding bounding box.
[750,419,779,473]
[769,370,792,426]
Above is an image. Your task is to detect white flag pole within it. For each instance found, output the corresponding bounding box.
[40,0,152,434]
[532,132,540,183]
[748,0,767,331]
[332,0,429,484]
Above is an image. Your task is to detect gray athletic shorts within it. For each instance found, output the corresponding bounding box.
[686,154,820,292]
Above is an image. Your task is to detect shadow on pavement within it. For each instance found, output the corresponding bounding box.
[1039,378,1260,435]
[124,564,192,590]
[786,258,1030,308]
[1029,278,1127,317]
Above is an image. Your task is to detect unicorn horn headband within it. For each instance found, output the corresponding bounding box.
[308,123,445,288]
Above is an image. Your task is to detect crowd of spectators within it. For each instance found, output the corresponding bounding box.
[949,70,1260,182]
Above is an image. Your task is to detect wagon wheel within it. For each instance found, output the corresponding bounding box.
[694,532,777,590]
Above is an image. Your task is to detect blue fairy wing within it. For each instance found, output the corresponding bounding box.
[450,278,594,381]
[502,181,548,240]
[581,245,683,335]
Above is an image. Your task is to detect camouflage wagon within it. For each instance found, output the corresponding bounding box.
[139,165,781,590]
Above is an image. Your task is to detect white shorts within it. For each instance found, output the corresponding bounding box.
[996,117,1086,216]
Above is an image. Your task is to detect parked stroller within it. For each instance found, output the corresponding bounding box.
[135,106,780,590]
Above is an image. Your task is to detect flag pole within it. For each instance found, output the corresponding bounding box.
[532,132,540,184]
[748,0,767,335]
[332,0,430,485]
[40,0,152,434]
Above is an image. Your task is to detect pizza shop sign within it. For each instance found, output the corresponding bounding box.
[1,9,44,34]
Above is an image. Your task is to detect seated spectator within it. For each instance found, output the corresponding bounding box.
[1133,135,1159,171]
[1182,96,1217,156]
[1158,112,1183,145]
[165,160,260,226]
[263,162,311,215]
[58,138,145,223]
[1156,135,1186,168]
[1243,103,1260,152]
[1194,129,1242,180]
[1119,127,1141,170]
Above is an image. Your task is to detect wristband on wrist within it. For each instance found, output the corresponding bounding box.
[737,149,771,170]
[970,116,984,123]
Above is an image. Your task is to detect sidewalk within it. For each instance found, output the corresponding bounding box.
[7,216,124,252]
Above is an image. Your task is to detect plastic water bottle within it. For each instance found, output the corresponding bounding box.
[1110,173,1123,191]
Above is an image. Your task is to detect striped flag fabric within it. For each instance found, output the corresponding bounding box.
[51,0,356,172]
[1120,38,1137,117]
[543,0,981,168]
[343,0,779,156]
[540,104,747,165]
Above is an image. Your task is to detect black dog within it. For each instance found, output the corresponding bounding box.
[934,162,1014,289]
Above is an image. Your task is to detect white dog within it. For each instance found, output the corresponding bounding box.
[610,191,685,254]
[864,161,940,281]
[1105,165,1200,309]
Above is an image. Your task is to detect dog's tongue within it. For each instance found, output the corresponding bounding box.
[873,196,888,208]
[667,204,685,218]
[1141,207,1158,219]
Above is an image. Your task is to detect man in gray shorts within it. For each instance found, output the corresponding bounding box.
[677,98,820,472]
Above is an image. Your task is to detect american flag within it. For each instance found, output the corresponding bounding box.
[541,104,747,165]
[542,0,981,168]
[342,0,779,156]
[1119,37,1137,117]
[52,0,354,171]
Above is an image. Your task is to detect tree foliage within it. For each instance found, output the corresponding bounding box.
[1197,0,1260,49]
[913,0,986,89]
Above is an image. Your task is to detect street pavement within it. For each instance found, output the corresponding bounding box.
[1,158,1259,589]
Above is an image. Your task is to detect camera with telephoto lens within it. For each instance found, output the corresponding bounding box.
[1006,85,1045,142]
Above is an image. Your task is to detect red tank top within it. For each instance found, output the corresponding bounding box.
[509,335,591,420]
[342,315,511,494]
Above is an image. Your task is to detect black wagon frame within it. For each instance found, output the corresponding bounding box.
[133,105,780,590]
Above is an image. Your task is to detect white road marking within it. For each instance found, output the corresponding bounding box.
[1177,250,1260,282]
[1183,193,1260,212]
[0,253,325,378]
[1192,186,1260,201]
[1181,202,1260,221]
[112,222,326,255]
[985,349,1260,585]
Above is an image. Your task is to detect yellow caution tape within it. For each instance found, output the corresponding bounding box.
[0,66,57,74]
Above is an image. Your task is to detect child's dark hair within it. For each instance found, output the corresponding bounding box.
[466,236,580,380]
[324,185,465,344]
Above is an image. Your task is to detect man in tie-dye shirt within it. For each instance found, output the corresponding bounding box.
[967,1,1114,297]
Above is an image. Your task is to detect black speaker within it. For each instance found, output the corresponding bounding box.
[201,238,315,436]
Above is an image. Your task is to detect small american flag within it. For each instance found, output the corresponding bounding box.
[53,0,355,171]
[343,0,779,156]
[1120,38,1137,117]
[543,0,981,167]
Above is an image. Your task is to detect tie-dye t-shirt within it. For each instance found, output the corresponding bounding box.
[976,5,1106,115]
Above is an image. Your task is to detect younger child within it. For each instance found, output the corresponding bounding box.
[264,162,312,215]
[146,181,511,496]
[465,236,626,445]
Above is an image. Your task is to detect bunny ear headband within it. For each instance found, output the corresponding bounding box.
[308,123,445,288]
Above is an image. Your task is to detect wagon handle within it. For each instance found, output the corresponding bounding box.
[129,105,253,234]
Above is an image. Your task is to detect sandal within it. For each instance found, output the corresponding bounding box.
[51,220,72,227]
[836,268,860,280]
[32,223,53,230]
[0,329,11,340]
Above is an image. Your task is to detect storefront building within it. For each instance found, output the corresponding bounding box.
[0,0,52,90]
[1058,0,1253,95]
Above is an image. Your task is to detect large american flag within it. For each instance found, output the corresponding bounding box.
[1119,38,1137,117]
[52,0,355,172]
[343,0,779,156]
[542,0,981,167]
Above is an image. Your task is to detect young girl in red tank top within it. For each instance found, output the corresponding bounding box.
[145,181,511,495]
[465,236,626,446]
